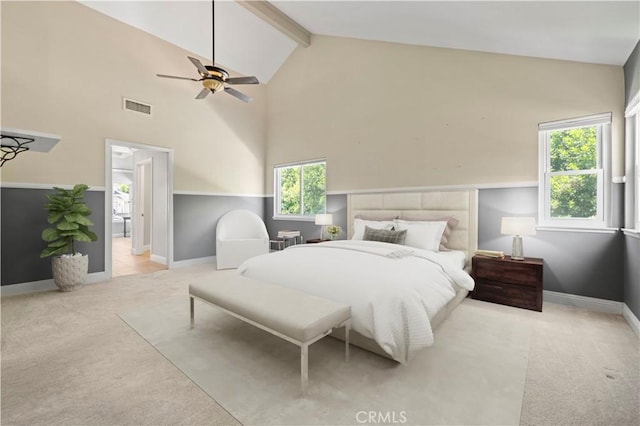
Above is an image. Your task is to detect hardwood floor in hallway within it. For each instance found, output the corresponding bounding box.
[112,237,166,277]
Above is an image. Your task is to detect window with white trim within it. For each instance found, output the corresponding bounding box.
[274,160,326,220]
[538,113,612,229]
[626,92,640,231]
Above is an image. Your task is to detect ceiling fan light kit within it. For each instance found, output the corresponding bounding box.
[202,77,225,92]
[157,1,258,103]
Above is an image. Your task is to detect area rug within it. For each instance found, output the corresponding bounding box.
[118,297,533,425]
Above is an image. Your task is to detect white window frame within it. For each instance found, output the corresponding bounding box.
[273,159,326,221]
[625,91,640,231]
[538,112,612,229]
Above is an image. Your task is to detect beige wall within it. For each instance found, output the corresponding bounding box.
[3,3,624,196]
[266,35,624,193]
[1,1,266,194]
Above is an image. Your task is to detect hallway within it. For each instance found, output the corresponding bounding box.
[112,237,166,277]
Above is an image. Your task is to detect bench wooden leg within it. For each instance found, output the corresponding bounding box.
[301,343,309,395]
[190,297,194,329]
[345,320,350,362]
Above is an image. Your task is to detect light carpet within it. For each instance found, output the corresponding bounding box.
[119,297,535,425]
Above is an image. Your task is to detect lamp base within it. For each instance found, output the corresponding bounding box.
[511,235,524,260]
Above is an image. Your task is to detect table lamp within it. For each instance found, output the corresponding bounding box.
[315,214,333,240]
[501,217,536,260]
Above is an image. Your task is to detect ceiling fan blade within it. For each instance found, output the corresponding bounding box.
[157,74,199,81]
[195,88,211,99]
[224,87,252,103]
[226,76,259,85]
[188,56,209,76]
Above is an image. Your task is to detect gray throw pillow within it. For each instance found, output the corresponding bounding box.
[363,226,407,245]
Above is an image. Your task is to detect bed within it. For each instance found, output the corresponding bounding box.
[237,190,478,364]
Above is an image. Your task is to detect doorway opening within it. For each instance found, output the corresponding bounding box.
[105,139,173,279]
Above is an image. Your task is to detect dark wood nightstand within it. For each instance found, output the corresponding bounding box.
[471,255,543,311]
[306,238,331,244]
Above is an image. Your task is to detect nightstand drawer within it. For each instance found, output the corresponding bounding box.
[473,279,540,311]
[474,259,541,286]
[471,255,543,312]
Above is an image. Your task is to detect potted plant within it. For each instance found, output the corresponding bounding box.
[326,225,342,240]
[40,184,98,292]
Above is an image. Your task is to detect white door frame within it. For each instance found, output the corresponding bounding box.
[104,139,174,280]
[133,158,153,256]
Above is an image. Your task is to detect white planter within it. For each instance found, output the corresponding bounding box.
[52,254,88,292]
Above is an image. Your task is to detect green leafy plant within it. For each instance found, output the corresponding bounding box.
[326,225,341,239]
[549,126,597,218]
[40,184,98,258]
[278,162,326,215]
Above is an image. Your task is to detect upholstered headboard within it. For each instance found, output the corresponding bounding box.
[347,190,478,269]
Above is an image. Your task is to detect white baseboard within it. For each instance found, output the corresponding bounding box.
[543,290,623,314]
[150,254,167,265]
[4,268,635,338]
[3,255,214,295]
[132,245,152,256]
[172,256,216,268]
[623,304,640,338]
[543,291,640,338]
[1,271,109,297]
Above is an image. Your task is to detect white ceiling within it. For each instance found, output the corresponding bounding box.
[80,1,298,82]
[80,1,639,84]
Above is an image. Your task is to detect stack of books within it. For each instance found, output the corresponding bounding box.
[474,249,505,259]
[277,230,300,239]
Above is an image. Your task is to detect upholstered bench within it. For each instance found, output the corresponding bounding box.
[189,275,351,394]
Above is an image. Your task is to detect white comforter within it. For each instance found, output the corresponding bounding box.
[237,240,474,364]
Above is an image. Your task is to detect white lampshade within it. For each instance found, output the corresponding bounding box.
[315,214,333,226]
[501,217,537,236]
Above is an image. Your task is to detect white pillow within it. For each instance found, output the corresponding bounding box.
[351,218,395,240]
[393,219,448,251]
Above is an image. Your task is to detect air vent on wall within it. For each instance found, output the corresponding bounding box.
[123,97,152,116]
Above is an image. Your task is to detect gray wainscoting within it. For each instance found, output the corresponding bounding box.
[479,187,624,302]
[3,186,635,314]
[624,235,640,318]
[267,187,628,305]
[173,194,264,262]
[264,194,348,243]
[1,188,105,286]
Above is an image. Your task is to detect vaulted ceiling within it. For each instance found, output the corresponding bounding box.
[80,1,639,84]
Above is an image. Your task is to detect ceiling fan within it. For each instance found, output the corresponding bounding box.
[156,1,259,103]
